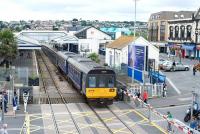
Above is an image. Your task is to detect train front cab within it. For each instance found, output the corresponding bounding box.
[85,69,117,105]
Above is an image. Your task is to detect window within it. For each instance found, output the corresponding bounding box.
[108,76,114,88]
[180,14,184,18]
[80,43,89,52]
[174,14,178,18]
[89,77,96,88]
[99,76,105,87]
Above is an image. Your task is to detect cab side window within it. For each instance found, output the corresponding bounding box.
[89,76,96,88]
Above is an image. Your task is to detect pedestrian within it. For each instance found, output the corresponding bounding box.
[142,90,148,104]
[0,124,8,134]
[167,111,173,132]
[193,65,196,76]
[12,94,17,118]
[190,116,198,130]
[172,60,176,70]
[163,83,167,97]
[135,90,140,98]
[3,92,8,113]
[14,91,19,110]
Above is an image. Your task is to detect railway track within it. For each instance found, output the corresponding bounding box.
[37,49,142,134]
[88,104,136,134]
[37,50,81,133]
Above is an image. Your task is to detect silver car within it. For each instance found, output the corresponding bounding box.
[163,62,190,71]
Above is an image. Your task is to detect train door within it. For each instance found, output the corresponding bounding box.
[82,73,87,94]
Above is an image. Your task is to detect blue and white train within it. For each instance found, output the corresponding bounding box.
[42,45,117,105]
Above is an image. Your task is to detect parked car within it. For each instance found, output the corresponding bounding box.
[163,62,190,71]
[159,60,171,70]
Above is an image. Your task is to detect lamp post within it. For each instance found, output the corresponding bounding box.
[195,19,199,59]
[134,0,136,37]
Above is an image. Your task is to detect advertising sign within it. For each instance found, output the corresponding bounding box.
[128,44,145,82]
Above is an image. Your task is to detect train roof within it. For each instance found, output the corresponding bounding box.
[57,51,81,60]
[57,51,111,74]
[67,54,106,73]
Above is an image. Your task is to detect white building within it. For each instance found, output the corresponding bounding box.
[75,26,112,55]
[105,36,135,69]
[106,36,159,70]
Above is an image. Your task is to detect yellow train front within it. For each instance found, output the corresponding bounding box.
[84,69,117,105]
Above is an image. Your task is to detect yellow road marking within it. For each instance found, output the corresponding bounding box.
[132,109,167,134]
[113,119,146,134]
[28,108,167,134]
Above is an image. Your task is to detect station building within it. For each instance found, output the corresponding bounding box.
[105,36,159,82]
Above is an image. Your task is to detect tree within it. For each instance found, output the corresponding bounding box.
[0,29,18,67]
[88,53,100,63]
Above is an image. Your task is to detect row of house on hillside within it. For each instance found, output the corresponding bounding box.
[148,7,200,59]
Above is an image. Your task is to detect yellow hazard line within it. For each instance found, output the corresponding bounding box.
[132,109,167,134]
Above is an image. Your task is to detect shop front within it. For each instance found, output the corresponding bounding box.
[181,43,196,59]
[166,43,181,56]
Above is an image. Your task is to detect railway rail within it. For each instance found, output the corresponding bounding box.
[37,50,81,133]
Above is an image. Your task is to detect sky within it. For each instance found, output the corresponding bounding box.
[0,0,199,22]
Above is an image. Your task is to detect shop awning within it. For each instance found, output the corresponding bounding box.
[165,43,174,47]
[181,44,196,50]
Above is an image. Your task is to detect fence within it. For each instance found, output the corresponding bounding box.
[118,81,164,99]
[123,90,200,134]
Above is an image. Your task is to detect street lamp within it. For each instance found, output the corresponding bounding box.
[133,0,137,37]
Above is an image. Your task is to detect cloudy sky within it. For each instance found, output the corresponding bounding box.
[0,0,199,22]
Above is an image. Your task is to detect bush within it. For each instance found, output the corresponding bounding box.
[88,53,100,63]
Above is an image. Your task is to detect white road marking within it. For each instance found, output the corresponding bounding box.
[166,77,181,94]
[178,97,192,101]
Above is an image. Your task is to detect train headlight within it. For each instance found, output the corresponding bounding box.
[109,88,115,92]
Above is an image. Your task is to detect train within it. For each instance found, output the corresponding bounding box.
[42,45,117,105]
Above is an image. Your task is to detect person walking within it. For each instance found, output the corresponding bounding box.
[3,92,8,113]
[167,111,173,132]
[163,83,167,97]
[12,94,17,118]
[14,91,19,110]
[172,60,176,70]
[190,116,198,130]
[142,90,148,104]
[193,65,196,76]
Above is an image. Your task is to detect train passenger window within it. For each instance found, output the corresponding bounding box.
[108,76,114,88]
[89,77,96,88]
[99,76,105,87]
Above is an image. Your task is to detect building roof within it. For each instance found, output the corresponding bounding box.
[75,26,111,39]
[149,11,195,21]
[106,36,137,50]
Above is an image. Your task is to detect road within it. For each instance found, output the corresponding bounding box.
[160,53,200,96]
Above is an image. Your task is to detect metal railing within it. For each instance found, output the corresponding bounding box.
[126,83,164,99]
[123,90,200,134]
